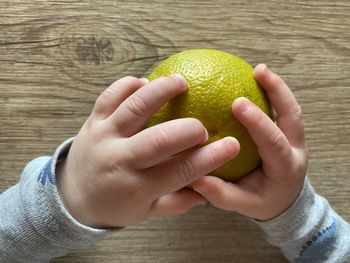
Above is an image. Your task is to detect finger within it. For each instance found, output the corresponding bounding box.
[110,74,187,137]
[253,64,305,147]
[125,118,208,169]
[192,175,260,214]
[233,97,293,172]
[92,76,148,119]
[148,137,240,196]
[149,188,207,216]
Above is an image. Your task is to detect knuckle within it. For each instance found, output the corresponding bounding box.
[153,76,169,87]
[206,145,221,165]
[124,95,149,117]
[178,158,197,184]
[294,104,304,122]
[287,163,305,183]
[160,75,184,91]
[103,85,117,97]
[253,109,266,130]
[152,125,171,151]
[94,87,114,111]
[104,157,123,173]
[270,132,289,154]
[291,147,309,177]
[83,116,94,130]
[215,191,234,211]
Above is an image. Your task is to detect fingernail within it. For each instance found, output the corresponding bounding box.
[222,137,239,156]
[204,129,209,142]
[234,97,251,114]
[193,185,208,196]
[196,199,208,206]
[140,77,149,84]
[170,74,187,90]
[261,63,268,72]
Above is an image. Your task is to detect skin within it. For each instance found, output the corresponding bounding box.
[192,64,308,220]
[57,64,308,228]
[57,74,238,228]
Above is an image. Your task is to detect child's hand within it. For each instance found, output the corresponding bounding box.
[56,75,239,228]
[192,64,308,221]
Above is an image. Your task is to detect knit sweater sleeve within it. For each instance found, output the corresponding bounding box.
[255,178,350,263]
[0,138,113,263]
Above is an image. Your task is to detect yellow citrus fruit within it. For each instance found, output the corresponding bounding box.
[146,49,271,181]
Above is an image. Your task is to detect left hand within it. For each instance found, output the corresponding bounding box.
[57,75,239,228]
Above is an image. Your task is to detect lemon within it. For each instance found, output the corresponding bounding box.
[146,49,271,181]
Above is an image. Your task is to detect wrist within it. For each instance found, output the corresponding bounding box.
[56,155,110,229]
[56,158,89,226]
[255,177,311,223]
[56,159,77,220]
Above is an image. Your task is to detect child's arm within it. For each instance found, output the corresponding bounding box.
[0,75,239,262]
[0,139,108,262]
[192,64,350,262]
[256,177,350,262]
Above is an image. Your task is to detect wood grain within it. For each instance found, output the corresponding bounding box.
[1,0,349,262]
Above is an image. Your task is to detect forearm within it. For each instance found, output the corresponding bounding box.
[0,138,110,263]
[256,178,350,263]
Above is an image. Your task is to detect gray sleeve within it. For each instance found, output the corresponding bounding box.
[0,138,113,263]
[255,178,350,263]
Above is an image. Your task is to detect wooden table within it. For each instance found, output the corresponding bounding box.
[1,1,349,262]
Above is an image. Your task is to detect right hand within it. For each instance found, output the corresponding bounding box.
[56,75,239,228]
[192,64,308,221]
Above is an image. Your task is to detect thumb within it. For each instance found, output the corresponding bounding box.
[149,188,207,216]
[192,176,257,213]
